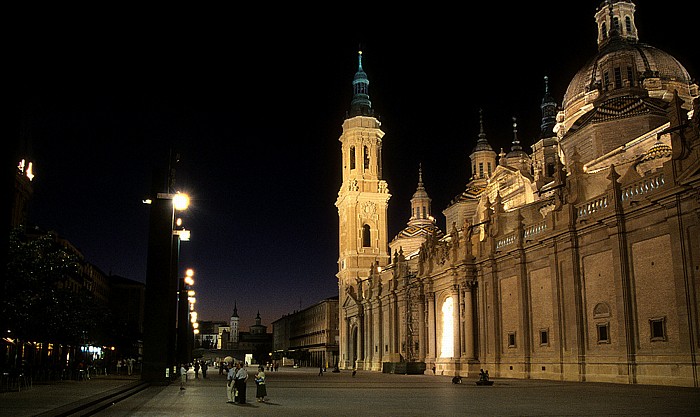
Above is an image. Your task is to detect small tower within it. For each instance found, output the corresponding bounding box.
[531,76,559,188]
[229,302,239,343]
[504,117,532,175]
[468,109,497,187]
[389,165,444,258]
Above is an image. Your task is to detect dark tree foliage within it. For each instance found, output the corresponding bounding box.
[3,228,112,346]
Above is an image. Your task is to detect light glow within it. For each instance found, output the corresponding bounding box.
[440,297,455,358]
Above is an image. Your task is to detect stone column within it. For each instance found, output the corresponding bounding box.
[427,292,436,360]
[418,291,426,360]
[452,285,461,359]
[464,282,476,360]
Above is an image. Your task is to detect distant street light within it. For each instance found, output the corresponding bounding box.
[177,267,197,364]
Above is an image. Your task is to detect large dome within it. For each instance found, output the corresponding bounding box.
[563,42,693,110]
[557,0,698,136]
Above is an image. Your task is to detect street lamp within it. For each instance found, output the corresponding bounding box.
[142,180,190,384]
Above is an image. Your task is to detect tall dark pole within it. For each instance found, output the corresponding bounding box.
[168,232,181,372]
[142,150,179,384]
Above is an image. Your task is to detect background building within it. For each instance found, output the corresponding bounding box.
[272,296,339,368]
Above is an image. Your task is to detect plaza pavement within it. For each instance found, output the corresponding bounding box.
[1,366,699,416]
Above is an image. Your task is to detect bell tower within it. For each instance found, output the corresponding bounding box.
[336,51,390,368]
[336,50,391,288]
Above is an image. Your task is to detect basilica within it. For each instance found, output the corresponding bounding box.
[335,1,699,386]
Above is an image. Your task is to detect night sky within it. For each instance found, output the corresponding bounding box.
[12,2,698,329]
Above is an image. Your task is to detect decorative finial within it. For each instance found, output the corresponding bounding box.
[479,108,485,135]
[512,117,521,151]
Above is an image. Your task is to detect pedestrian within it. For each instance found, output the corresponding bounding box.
[226,362,236,403]
[127,357,134,376]
[180,363,187,390]
[318,365,323,376]
[255,365,267,402]
[201,361,208,378]
[116,359,122,375]
[234,361,248,404]
[194,361,200,379]
[352,368,357,377]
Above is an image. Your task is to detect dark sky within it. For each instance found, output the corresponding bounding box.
[13,2,698,329]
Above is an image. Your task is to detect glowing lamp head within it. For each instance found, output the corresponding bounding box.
[173,192,190,211]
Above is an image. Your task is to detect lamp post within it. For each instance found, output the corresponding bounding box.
[141,165,190,385]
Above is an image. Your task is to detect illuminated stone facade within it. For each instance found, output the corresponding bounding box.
[336,1,700,387]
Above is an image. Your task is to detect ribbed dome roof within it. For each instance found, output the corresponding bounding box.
[563,42,692,110]
[639,139,672,163]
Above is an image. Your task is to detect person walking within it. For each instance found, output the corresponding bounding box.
[201,361,208,378]
[234,361,248,404]
[127,358,134,376]
[255,365,267,402]
[194,361,200,379]
[180,364,187,390]
[226,361,236,403]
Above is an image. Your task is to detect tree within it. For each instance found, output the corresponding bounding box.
[3,228,111,347]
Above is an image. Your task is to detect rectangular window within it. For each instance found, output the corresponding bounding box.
[596,322,610,344]
[604,71,610,90]
[487,162,492,177]
[650,317,666,341]
[479,162,484,178]
[627,66,634,87]
[539,329,549,346]
[614,67,622,89]
[507,332,516,348]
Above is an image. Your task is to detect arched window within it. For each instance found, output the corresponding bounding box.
[625,16,632,34]
[362,224,371,247]
[349,146,356,170]
[602,22,607,40]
